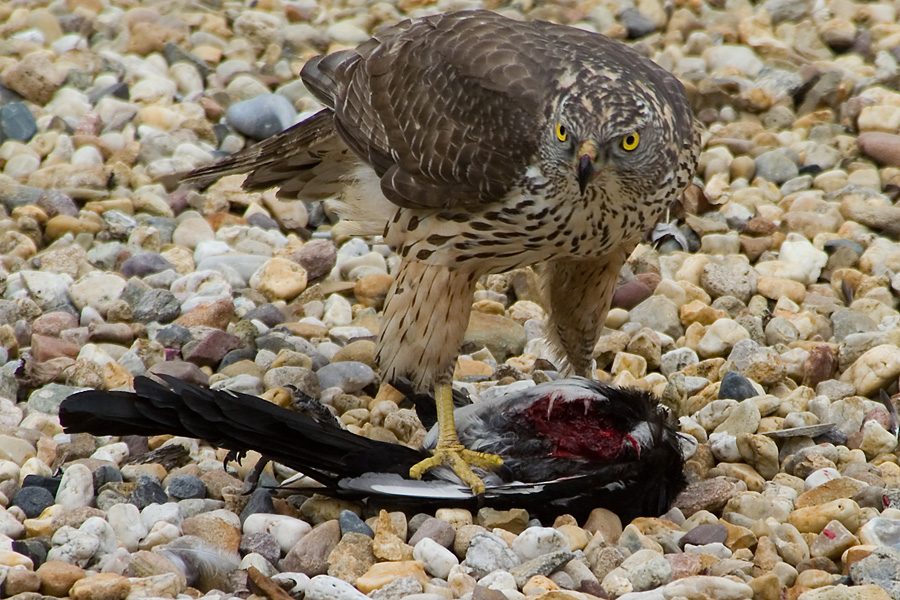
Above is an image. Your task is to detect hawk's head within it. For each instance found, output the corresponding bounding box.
[542,79,685,200]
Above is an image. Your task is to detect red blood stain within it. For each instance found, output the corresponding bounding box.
[823,529,835,539]
[524,393,627,461]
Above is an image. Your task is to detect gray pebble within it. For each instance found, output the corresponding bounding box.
[849,546,900,599]
[120,253,175,278]
[167,475,207,500]
[754,148,800,184]
[466,532,520,579]
[130,480,168,509]
[12,486,55,518]
[718,371,757,401]
[227,94,296,140]
[339,510,374,537]
[0,101,37,141]
[315,362,376,393]
[131,288,181,323]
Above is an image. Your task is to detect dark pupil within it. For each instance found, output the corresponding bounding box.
[559,125,566,136]
[626,135,635,145]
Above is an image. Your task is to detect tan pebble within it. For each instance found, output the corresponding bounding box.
[472,299,506,315]
[491,527,518,547]
[858,105,900,134]
[44,214,102,240]
[879,462,900,486]
[36,560,86,597]
[557,524,590,551]
[283,321,330,339]
[757,276,807,303]
[680,300,729,327]
[373,510,412,561]
[124,573,184,599]
[798,583,893,600]
[436,508,473,530]
[839,344,900,396]
[748,572,781,600]
[332,340,377,366]
[476,507,529,534]
[176,298,235,329]
[250,257,308,301]
[3,566,41,594]
[720,520,757,550]
[583,507,623,542]
[0,550,34,569]
[454,358,493,379]
[523,575,559,595]
[795,478,869,509]
[0,50,66,104]
[127,20,187,55]
[326,531,375,583]
[69,573,131,600]
[788,499,860,534]
[120,463,167,482]
[355,560,428,594]
[354,273,393,309]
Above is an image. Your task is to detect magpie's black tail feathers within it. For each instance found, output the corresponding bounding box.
[59,375,426,484]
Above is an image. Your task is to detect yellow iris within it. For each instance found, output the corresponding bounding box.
[622,132,640,151]
[555,123,567,142]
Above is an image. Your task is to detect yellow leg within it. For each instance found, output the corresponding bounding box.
[409,383,503,494]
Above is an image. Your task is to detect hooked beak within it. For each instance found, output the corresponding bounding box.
[576,140,598,194]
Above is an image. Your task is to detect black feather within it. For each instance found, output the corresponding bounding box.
[59,376,686,521]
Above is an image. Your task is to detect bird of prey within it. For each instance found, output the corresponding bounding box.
[185,10,700,492]
[59,376,688,521]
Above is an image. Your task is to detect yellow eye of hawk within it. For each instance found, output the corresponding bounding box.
[555,123,567,142]
[622,132,640,151]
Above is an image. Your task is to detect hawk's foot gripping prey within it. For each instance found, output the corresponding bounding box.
[407,383,503,494]
[184,10,701,493]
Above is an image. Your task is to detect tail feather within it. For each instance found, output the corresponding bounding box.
[59,376,425,481]
[181,109,349,200]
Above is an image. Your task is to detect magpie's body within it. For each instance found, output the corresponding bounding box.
[60,376,686,521]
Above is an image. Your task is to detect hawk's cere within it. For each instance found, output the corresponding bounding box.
[186,10,701,493]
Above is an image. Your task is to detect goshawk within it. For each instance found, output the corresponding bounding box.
[186,10,700,493]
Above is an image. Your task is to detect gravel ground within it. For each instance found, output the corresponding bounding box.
[2,0,900,599]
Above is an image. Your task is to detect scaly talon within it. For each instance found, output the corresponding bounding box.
[409,383,503,494]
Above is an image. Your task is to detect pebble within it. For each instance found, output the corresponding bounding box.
[225,93,297,140]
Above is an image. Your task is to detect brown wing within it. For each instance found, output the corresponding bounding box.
[301,11,574,209]
[183,109,352,201]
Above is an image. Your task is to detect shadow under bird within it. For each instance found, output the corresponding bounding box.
[183,9,701,492]
[59,376,687,521]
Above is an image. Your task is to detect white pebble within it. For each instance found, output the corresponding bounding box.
[413,537,459,579]
[141,502,183,529]
[108,503,148,552]
[71,145,103,167]
[478,570,517,590]
[511,526,570,561]
[708,432,742,463]
[56,464,94,509]
[804,467,841,490]
[48,526,100,567]
[305,574,370,600]
[0,506,26,538]
[80,516,119,557]
[140,521,181,550]
[240,552,277,576]
[243,513,312,554]
[91,442,130,464]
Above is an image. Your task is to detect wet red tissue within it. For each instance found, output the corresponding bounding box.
[524,393,628,461]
